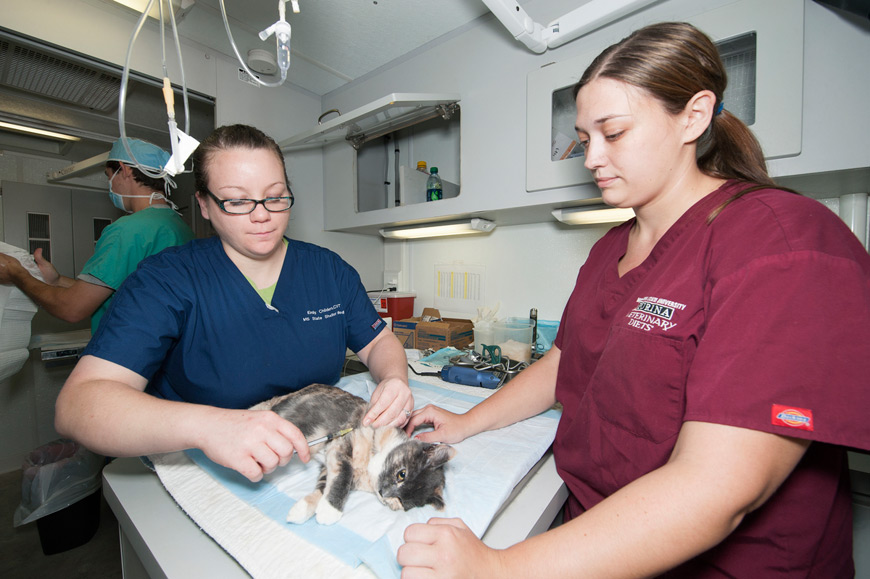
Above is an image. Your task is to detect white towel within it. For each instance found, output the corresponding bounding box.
[151,375,560,578]
[0,241,40,380]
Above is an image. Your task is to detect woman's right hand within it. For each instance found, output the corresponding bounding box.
[404,405,472,444]
[197,408,311,483]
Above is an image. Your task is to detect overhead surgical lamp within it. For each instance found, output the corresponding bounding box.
[552,205,635,225]
[380,218,496,240]
[481,0,659,53]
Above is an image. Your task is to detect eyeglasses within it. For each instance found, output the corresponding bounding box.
[205,189,294,215]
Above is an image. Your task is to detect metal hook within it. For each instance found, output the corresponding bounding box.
[317,109,341,124]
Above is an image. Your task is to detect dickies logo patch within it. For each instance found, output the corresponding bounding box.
[771,404,814,431]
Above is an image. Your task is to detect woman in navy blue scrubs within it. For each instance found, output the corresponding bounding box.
[56,124,412,483]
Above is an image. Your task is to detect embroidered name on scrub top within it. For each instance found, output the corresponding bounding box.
[625,295,685,332]
[302,303,345,322]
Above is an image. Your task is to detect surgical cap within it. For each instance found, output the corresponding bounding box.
[107,138,170,172]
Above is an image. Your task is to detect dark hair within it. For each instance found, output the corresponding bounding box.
[105,160,169,192]
[192,124,292,197]
[574,22,776,189]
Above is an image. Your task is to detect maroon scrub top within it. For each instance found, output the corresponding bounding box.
[554,181,870,577]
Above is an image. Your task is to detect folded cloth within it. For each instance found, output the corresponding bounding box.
[150,375,560,578]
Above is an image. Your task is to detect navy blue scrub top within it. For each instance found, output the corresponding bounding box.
[84,236,386,409]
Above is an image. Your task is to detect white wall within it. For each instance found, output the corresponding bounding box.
[323,0,870,320]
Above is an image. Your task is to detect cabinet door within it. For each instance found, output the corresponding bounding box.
[2,181,123,333]
[526,0,804,192]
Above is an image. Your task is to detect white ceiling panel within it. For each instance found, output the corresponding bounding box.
[185,0,493,96]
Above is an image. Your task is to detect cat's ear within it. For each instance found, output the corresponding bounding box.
[424,443,456,467]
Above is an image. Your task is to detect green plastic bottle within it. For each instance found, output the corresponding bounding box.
[426,167,443,202]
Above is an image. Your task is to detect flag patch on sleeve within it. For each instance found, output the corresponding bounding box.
[371,318,383,330]
[771,404,814,431]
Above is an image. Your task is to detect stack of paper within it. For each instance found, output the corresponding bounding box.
[0,242,41,381]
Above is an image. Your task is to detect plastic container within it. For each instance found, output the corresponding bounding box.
[426,167,443,202]
[371,292,415,322]
[534,320,560,354]
[474,317,534,363]
[416,161,428,174]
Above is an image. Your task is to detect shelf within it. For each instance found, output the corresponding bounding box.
[278,92,460,151]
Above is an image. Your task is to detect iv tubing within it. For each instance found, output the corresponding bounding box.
[219,0,289,88]
[117,0,192,180]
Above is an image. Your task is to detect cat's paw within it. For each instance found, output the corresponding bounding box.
[286,499,316,524]
[314,500,343,525]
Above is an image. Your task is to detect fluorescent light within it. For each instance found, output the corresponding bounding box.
[0,121,80,142]
[380,218,496,240]
[552,205,635,225]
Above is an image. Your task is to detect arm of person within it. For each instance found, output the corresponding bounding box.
[405,345,562,444]
[356,329,414,428]
[55,355,312,482]
[0,253,112,322]
[398,420,810,578]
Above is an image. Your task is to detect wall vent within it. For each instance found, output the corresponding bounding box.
[27,212,51,261]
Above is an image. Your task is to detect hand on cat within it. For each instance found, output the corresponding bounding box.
[404,405,470,444]
[398,517,505,578]
[364,377,414,428]
[199,408,311,482]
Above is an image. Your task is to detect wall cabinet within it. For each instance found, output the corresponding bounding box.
[280,93,468,233]
[526,0,804,192]
[2,181,124,334]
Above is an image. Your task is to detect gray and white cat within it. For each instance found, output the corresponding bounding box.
[251,384,456,525]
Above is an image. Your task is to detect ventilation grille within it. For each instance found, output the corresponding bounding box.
[93,217,113,245]
[0,39,121,112]
[27,212,51,262]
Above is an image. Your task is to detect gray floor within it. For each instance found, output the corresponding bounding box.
[0,468,123,579]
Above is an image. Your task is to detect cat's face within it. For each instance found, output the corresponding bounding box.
[374,440,456,511]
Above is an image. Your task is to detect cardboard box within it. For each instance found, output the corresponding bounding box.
[392,318,418,348]
[393,308,474,350]
[413,308,474,351]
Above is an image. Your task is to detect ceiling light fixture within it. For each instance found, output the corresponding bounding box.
[552,205,635,225]
[107,0,195,22]
[482,0,658,53]
[379,218,496,240]
[0,121,81,142]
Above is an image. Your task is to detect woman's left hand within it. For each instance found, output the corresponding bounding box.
[365,376,414,428]
[398,518,504,578]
